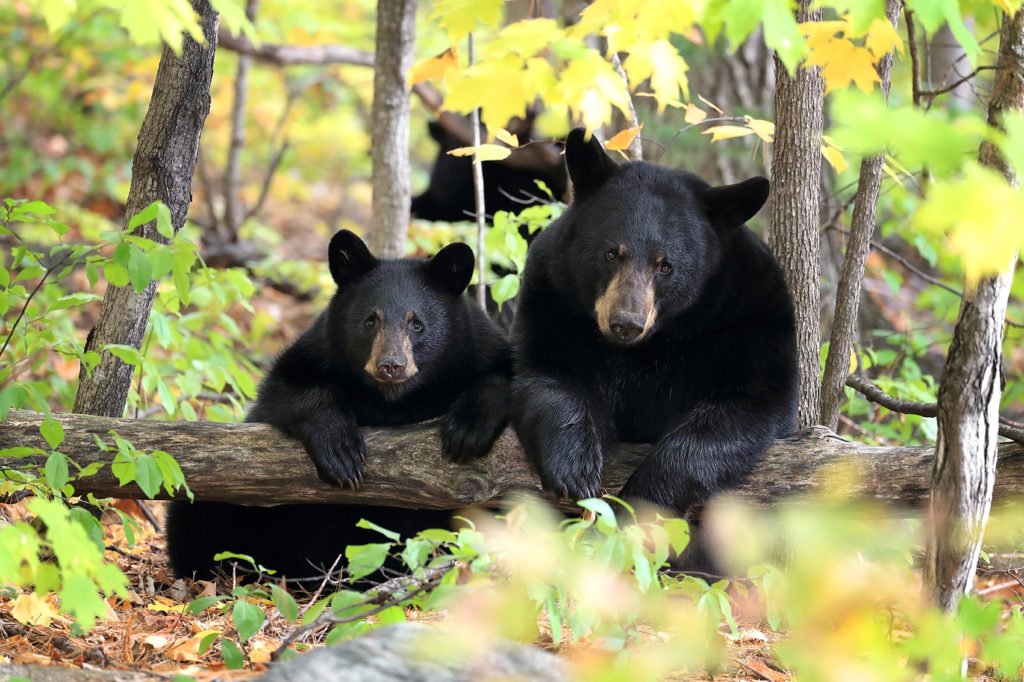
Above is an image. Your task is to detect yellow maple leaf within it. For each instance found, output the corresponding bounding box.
[448,144,513,162]
[409,47,459,86]
[485,18,561,60]
[428,0,505,43]
[556,51,633,133]
[443,55,532,132]
[865,17,904,58]
[702,125,756,142]
[744,116,775,143]
[605,125,643,151]
[805,35,880,94]
[493,128,519,148]
[10,593,59,627]
[913,164,1024,286]
[821,144,848,173]
[624,39,689,111]
[684,103,706,124]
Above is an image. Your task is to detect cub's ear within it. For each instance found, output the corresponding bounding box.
[425,242,475,295]
[564,128,619,201]
[703,176,770,228]
[328,230,378,286]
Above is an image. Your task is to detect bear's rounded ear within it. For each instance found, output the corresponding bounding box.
[703,176,770,229]
[328,230,378,286]
[564,128,619,201]
[425,242,475,295]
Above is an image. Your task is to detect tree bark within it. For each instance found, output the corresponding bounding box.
[924,9,1023,613]
[72,0,218,418]
[367,0,417,258]
[768,0,825,429]
[819,0,900,430]
[2,410,1022,511]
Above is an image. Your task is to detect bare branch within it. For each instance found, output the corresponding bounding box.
[215,28,374,67]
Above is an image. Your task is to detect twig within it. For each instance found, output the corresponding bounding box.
[903,2,923,107]
[216,28,374,68]
[920,65,999,98]
[845,374,1024,443]
[0,250,72,361]
[136,500,162,533]
[243,140,289,223]
[468,33,487,311]
[609,52,642,161]
[271,559,457,660]
[297,554,344,614]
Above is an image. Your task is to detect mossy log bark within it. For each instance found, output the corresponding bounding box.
[1,410,1022,510]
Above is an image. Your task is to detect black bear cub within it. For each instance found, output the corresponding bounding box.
[512,129,798,537]
[167,230,511,580]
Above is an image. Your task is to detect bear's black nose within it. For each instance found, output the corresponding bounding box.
[377,361,407,381]
[609,312,645,343]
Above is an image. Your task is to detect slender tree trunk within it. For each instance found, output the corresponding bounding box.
[73,1,218,418]
[222,0,258,240]
[367,0,417,258]
[819,0,900,430]
[768,0,825,429]
[924,9,1023,613]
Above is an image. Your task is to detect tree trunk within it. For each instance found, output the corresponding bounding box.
[3,410,1023,511]
[222,0,259,240]
[367,0,417,258]
[767,0,825,429]
[924,9,1023,613]
[819,0,900,430]
[72,0,218,418]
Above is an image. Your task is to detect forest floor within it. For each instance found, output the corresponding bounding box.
[1,499,1021,681]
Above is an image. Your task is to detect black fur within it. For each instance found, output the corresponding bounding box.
[411,118,568,223]
[166,231,511,581]
[511,128,798,521]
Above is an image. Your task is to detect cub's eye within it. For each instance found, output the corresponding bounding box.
[658,262,673,275]
[605,249,617,262]
[410,320,424,333]
[364,317,376,329]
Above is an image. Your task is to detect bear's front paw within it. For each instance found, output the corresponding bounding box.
[536,430,603,500]
[304,421,366,489]
[440,397,507,464]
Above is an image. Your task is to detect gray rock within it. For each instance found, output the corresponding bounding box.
[258,623,568,682]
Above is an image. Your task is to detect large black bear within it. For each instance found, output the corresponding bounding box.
[511,129,798,530]
[411,116,568,224]
[167,230,511,580]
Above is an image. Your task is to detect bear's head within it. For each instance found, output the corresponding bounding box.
[325,230,475,399]
[560,128,770,346]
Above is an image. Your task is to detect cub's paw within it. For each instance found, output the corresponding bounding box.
[440,397,507,464]
[535,428,603,501]
[303,419,366,489]
[618,466,695,517]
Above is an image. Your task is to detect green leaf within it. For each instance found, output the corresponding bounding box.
[133,454,162,498]
[270,584,299,623]
[232,600,265,643]
[356,518,401,542]
[128,247,153,292]
[105,344,144,367]
[44,451,69,492]
[40,415,65,450]
[662,518,690,555]
[376,605,406,626]
[220,639,245,669]
[127,202,160,232]
[198,631,220,655]
[188,595,228,614]
[155,202,174,239]
[577,498,618,532]
[490,274,520,308]
[345,543,391,581]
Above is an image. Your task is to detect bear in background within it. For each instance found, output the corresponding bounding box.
[166,230,511,581]
[411,115,568,224]
[511,129,798,561]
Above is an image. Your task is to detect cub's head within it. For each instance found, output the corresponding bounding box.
[326,230,475,398]
[561,128,770,346]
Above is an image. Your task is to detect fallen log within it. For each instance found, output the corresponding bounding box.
[0,410,1022,510]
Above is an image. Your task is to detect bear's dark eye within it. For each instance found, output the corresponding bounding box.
[658,262,673,275]
[364,317,376,329]
[410,319,424,333]
[605,249,617,262]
